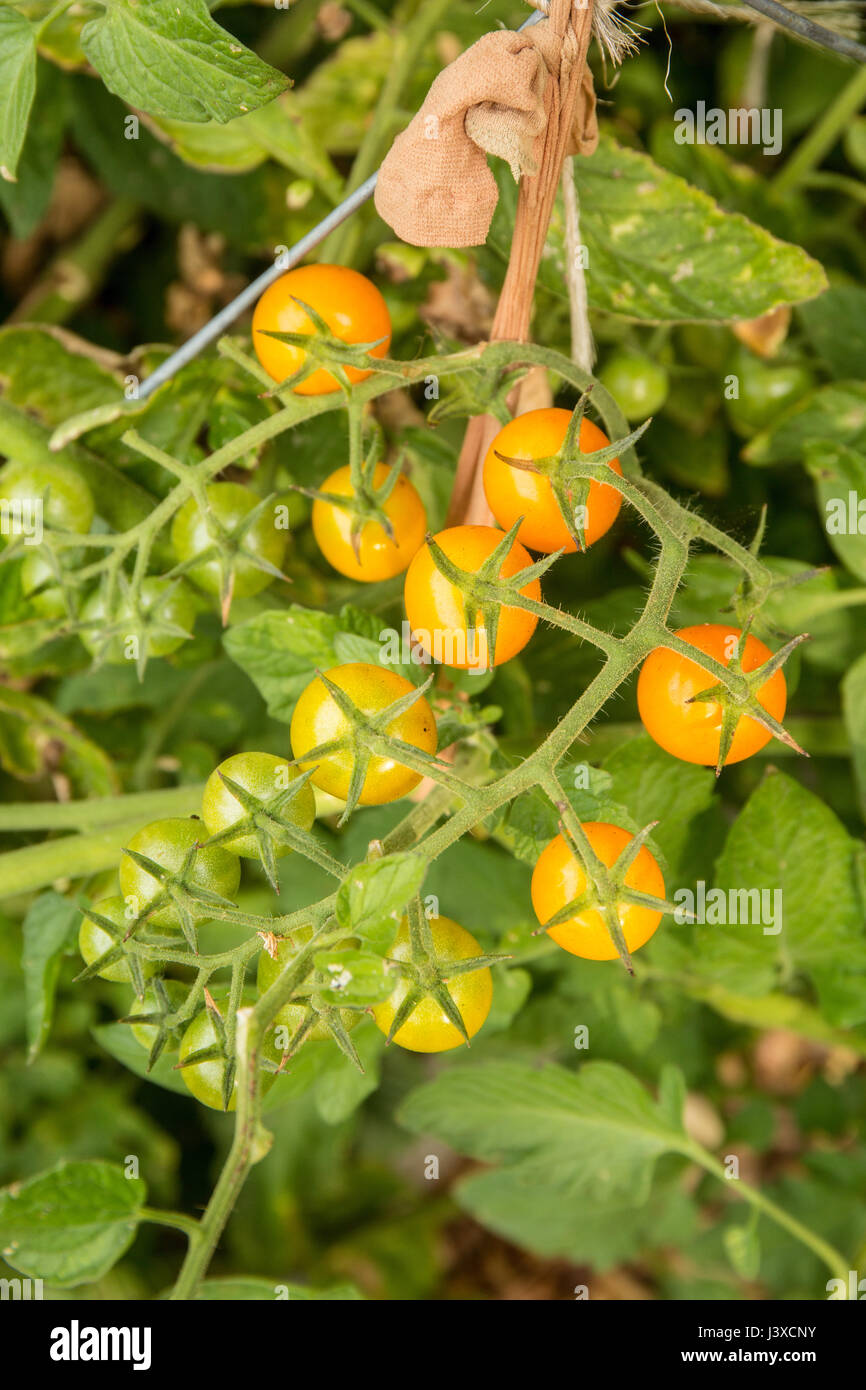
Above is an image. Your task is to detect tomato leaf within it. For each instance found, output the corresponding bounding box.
[683,770,866,1025]
[529,134,826,322]
[79,0,288,125]
[335,852,426,949]
[22,892,80,1062]
[399,1059,690,1205]
[0,1160,145,1287]
[0,10,37,183]
[192,1277,365,1300]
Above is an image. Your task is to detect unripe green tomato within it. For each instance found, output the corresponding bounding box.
[19,549,79,619]
[170,482,287,599]
[0,458,94,534]
[127,979,188,1051]
[79,896,157,983]
[677,323,732,372]
[201,752,316,859]
[724,350,814,438]
[80,577,197,663]
[118,817,241,930]
[257,934,359,1045]
[598,352,669,421]
[178,1009,276,1111]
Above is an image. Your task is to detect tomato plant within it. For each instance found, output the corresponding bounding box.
[1,0,864,1319]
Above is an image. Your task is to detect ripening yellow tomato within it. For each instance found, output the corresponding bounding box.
[312,464,426,581]
[372,916,492,1052]
[252,264,391,395]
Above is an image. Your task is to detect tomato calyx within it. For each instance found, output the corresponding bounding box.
[427,360,526,427]
[379,901,508,1047]
[290,668,441,822]
[533,809,681,974]
[205,765,328,891]
[424,520,555,670]
[300,432,403,563]
[121,839,239,952]
[80,575,195,678]
[673,626,809,775]
[170,489,287,624]
[75,900,151,997]
[493,392,648,552]
[120,977,187,1072]
[258,294,391,395]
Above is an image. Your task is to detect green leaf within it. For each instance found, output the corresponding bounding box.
[688,771,866,1024]
[602,736,719,884]
[0,60,67,238]
[0,325,123,429]
[454,1168,696,1270]
[657,1064,688,1131]
[92,1022,190,1096]
[0,686,120,797]
[313,1021,383,1123]
[804,440,866,582]
[223,603,386,722]
[80,0,288,124]
[399,1060,690,1204]
[193,1277,364,1300]
[0,10,37,183]
[842,652,866,823]
[723,1222,762,1280]
[313,947,393,1007]
[21,892,80,1062]
[799,287,866,380]
[0,1160,145,1287]
[744,381,866,466]
[547,134,826,322]
[334,852,426,949]
[145,98,340,198]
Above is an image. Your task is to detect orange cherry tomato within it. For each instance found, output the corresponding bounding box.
[403,524,540,670]
[531,821,666,962]
[290,662,437,805]
[637,623,787,767]
[252,264,391,395]
[482,407,623,553]
[312,464,427,582]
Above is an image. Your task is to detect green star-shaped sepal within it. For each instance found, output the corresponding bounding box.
[166,490,288,624]
[120,840,239,953]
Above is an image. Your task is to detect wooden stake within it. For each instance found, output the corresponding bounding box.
[447,0,596,526]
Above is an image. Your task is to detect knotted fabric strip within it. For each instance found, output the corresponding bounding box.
[374,21,598,248]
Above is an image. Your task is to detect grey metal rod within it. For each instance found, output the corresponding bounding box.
[136,10,544,400]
